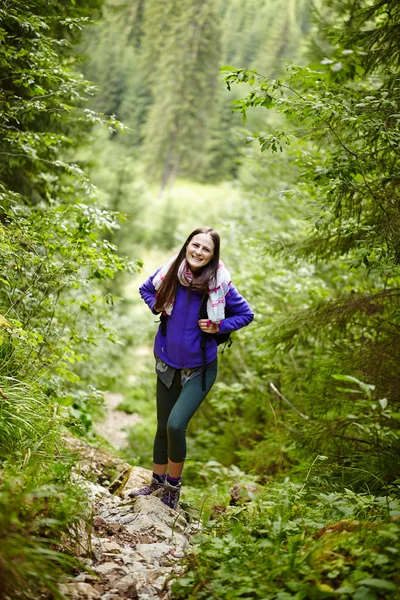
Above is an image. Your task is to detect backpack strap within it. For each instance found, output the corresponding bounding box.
[158,313,167,336]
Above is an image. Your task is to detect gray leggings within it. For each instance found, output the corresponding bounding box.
[153,359,218,464]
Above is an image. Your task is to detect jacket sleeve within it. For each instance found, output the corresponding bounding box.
[217,284,254,334]
[139,268,161,315]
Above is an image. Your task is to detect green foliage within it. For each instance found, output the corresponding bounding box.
[0,0,118,200]
[79,1,150,146]
[0,0,140,596]
[120,371,157,466]
[202,0,400,491]
[139,0,223,187]
[0,375,91,598]
[221,0,311,76]
[0,461,88,600]
[172,480,400,600]
[291,376,400,490]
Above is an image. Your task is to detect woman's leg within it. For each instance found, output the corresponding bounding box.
[167,359,218,465]
[153,368,182,468]
[130,369,185,499]
[167,459,185,479]
[161,361,218,508]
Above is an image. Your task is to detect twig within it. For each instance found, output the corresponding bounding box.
[269,383,309,420]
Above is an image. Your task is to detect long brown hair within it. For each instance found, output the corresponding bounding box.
[154,227,220,312]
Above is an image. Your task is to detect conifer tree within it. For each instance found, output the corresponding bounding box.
[80,0,150,140]
[140,0,222,188]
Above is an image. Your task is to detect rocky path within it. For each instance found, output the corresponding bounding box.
[61,437,196,600]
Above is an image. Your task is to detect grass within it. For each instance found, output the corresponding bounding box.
[0,377,92,599]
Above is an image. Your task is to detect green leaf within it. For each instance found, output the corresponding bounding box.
[0,314,12,329]
[357,579,397,591]
[353,588,378,600]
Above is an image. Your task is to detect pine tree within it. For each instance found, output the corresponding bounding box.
[140,0,222,188]
[80,1,150,145]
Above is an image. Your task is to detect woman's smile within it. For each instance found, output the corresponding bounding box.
[186,233,215,272]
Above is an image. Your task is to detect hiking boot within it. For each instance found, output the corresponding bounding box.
[128,477,164,497]
[161,480,181,510]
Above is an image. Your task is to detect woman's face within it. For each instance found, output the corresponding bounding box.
[186,233,215,272]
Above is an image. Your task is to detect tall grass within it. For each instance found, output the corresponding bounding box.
[0,377,90,599]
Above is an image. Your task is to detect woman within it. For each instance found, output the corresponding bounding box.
[130,227,254,509]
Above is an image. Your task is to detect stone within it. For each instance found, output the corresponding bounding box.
[120,513,136,525]
[102,541,123,554]
[137,587,158,600]
[91,546,103,562]
[106,521,123,534]
[135,542,173,563]
[59,582,102,599]
[114,575,137,595]
[145,569,166,585]
[103,553,124,560]
[84,575,101,584]
[125,496,187,545]
[127,562,147,573]
[136,533,152,544]
[94,562,127,576]
[76,477,111,502]
[122,467,153,499]
[120,555,135,565]
[152,575,168,593]
[93,516,107,529]
[66,438,191,600]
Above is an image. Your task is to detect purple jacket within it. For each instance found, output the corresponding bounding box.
[139,268,254,369]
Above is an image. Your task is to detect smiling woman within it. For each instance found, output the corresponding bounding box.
[129,227,254,510]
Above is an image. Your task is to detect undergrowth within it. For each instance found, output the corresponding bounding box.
[0,465,89,600]
[172,477,400,600]
[0,379,91,599]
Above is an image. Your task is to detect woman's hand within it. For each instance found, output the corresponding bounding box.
[198,319,219,334]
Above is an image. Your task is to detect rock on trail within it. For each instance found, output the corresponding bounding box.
[61,436,196,600]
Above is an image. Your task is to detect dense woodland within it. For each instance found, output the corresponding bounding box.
[1,0,400,598]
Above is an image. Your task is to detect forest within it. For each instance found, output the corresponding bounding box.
[1,0,399,598]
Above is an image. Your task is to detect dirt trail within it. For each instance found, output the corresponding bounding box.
[94,392,142,451]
